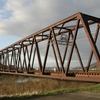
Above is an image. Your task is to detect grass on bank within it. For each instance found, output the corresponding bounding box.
[42,83,100,95]
[0,74,95,96]
[0,83,100,100]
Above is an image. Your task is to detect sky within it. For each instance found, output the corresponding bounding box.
[0,0,100,67]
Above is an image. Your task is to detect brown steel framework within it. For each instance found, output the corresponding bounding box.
[0,12,100,76]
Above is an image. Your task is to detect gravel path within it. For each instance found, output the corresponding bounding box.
[27,93,100,100]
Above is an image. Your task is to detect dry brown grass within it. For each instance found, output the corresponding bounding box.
[0,74,95,97]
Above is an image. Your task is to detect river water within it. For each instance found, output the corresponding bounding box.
[0,74,40,83]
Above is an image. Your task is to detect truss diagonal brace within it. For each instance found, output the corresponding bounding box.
[70,31,85,72]
[87,24,100,71]
[34,37,42,73]
[62,32,71,65]
[65,19,80,75]
[80,15,100,67]
[42,31,51,74]
[52,28,65,73]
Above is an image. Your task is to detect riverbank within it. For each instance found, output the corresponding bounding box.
[0,74,100,99]
[0,83,100,100]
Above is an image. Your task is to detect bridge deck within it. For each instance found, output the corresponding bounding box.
[0,71,100,83]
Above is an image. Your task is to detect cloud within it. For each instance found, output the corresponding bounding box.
[0,0,100,37]
[0,0,100,66]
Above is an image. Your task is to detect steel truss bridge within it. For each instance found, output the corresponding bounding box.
[0,12,100,82]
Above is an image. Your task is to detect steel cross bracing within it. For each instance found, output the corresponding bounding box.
[0,12,100,76]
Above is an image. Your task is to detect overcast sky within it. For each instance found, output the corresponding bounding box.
[0,0,100,43]
[0,0,100,67]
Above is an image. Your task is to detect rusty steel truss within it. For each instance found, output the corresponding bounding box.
[0,12,100,76]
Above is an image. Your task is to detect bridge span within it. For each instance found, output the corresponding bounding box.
[0,12,100,82]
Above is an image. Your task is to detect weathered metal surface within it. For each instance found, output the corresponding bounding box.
[0,12,100,78]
